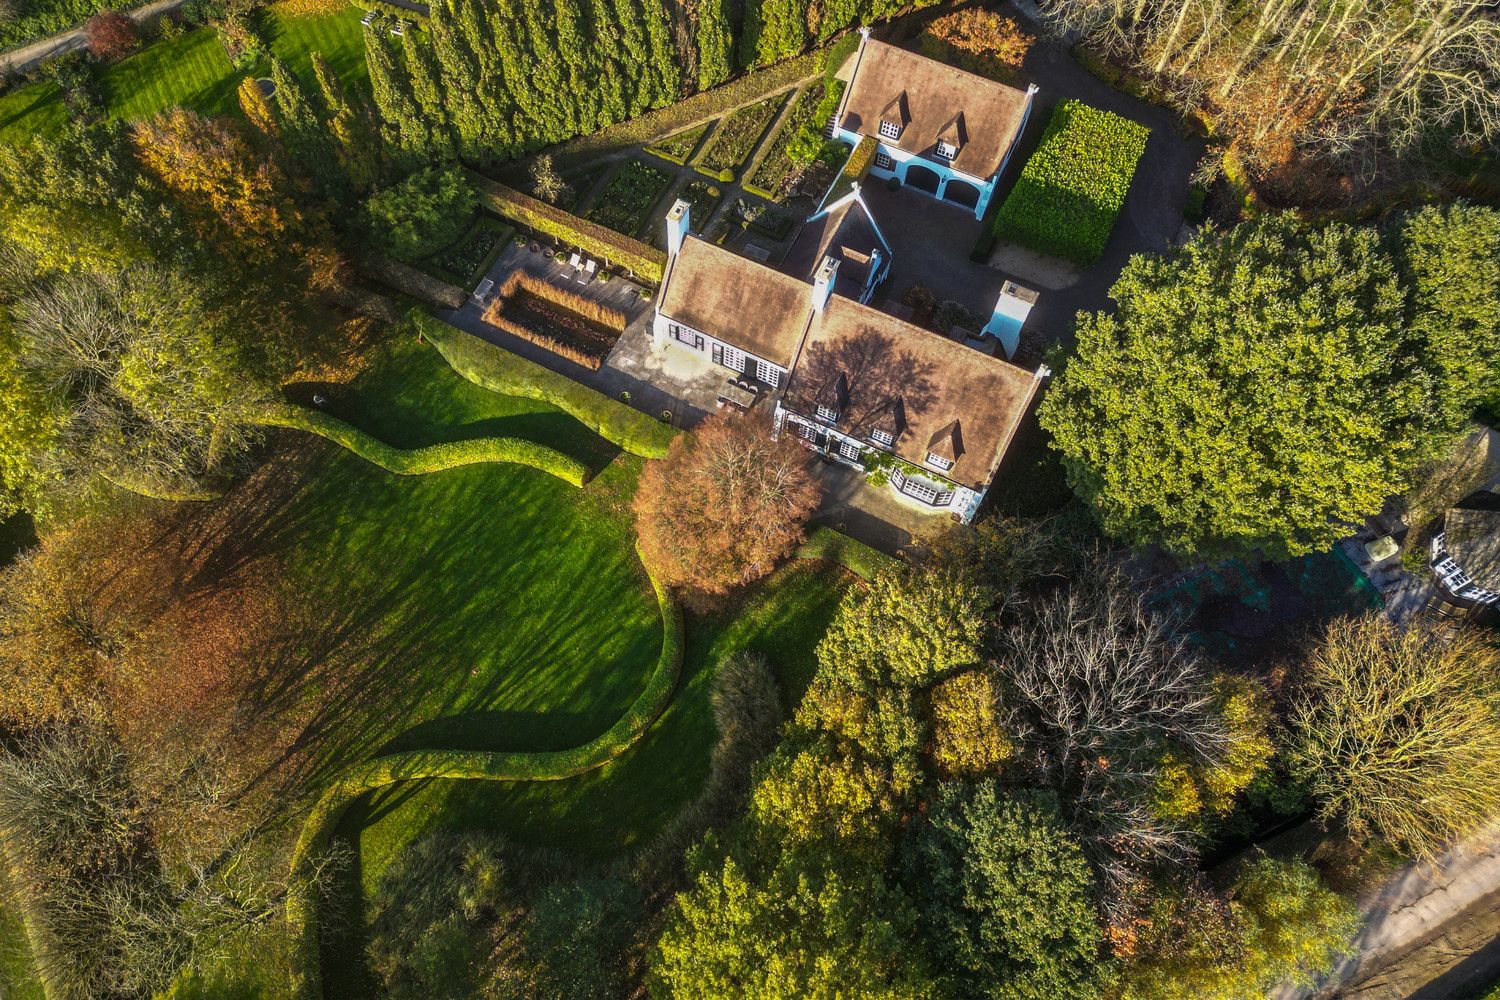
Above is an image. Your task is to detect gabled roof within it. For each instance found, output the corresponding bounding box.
[838,38,1030,179]
[657,237,812,367]
[781,190,892,296]
[784,295,1039,489]
[1446,490,1500,588]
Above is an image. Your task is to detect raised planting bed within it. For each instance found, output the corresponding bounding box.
[429,217,513,288]
[648,179,723,248]
[646,120,714,165]
[990,99,1150,264]
[481,271,628,370]
[747,80,843,201]
[698,94,786,178]
[586,159,674,237]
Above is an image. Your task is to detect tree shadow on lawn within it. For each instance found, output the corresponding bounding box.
[139,436,662,813]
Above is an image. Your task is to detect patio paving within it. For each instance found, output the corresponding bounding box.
[809,460,955,554]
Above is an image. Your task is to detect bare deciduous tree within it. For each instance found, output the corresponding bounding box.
[1287,615,1500,860]
[997,572,1230,911]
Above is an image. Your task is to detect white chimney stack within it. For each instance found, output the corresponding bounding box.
[811,256,840,313]
[982,280,1038,359]
[665,199,690,257]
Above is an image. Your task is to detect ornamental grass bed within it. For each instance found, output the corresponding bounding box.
[481,271,627,370]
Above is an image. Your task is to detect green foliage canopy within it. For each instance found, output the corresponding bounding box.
[1041,215,1434,559]
[362,166,477,262]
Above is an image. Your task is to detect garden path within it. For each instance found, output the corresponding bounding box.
[0,0,187,75]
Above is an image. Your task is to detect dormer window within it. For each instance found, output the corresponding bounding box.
[936,140,958,160]
[926,452,954,471]
[870,428,894,447]
[816,404,840,424]
[879,119,902,140]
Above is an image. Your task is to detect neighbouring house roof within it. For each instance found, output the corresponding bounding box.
[1446,491,1500,588]
[784,295,1039,489]
[658,237,813,367]
[838,38,1030,180]
[781,193,891,296]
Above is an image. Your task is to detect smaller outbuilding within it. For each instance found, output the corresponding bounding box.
[1430,487,1500,617]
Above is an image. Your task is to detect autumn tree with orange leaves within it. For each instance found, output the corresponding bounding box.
[132,108,307,263]
[634,412,820,595]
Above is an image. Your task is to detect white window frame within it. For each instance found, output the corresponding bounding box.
[874,149,895,171]
[755,359,781,388]
[816,404,839,424]
[926,452,954,471]
[721,345,747,373]
[870,428,894,447]
[837,438,862,462]
[936,140,958,160]
[879,119,902,140]
[670,324,704,351]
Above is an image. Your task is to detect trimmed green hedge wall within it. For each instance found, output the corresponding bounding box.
[468,174,667,284]
[414,312,679,458]
[251,402,589,487]
[795,526,896,580]
[990,100,1149,265]
[354,253,466,309]
[286,555,683,1000]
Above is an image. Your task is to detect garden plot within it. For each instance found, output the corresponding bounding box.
[481,272,628,370]
[697,93,786,179]
[990,99,1149,264]
[586,159,673,236]
[645,120,714,164]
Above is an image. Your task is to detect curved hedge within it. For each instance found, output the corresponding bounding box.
[286,561,683,1000]
[413,312,679,458]
[251,402,590,487]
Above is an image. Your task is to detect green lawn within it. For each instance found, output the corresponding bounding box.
[170,333,852,999]
[0,6,367,143]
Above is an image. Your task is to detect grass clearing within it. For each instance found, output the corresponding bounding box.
[0,6,367,143]
[991,99,1148,264]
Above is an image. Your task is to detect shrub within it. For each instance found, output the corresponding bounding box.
[991,100,1149,264]
[353,253,465,309]
[918,9,1032,82]
[84,10,139,61]
[414,312,678,456]
[824,134,874,205]
[363,167,478,263]
[274,0,349,15]
[250,401,590,486]
[471,173,667,284]
[930,670,1012,778]
[794,526,895,580]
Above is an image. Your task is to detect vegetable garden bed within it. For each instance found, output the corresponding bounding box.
[646,121,714,164]
[747,80,842,200]
[428,217,513,288]
[990,99,1149,264]
[698,94,786,178]
[586,159,673,237]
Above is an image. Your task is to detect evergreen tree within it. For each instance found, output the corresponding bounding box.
[312,52,382,193]
[638,0,682,105]
[744,0,808,67]
[269,56,344,197]
[237,76,279,138]
[694,0,732,87]
[401,30,456,159]
[364,27,428,167]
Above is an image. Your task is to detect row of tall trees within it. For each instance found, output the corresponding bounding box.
[1040,0,1500,175]
[363,0,938,162]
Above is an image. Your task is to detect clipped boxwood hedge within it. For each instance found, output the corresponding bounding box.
[414,312,679,458]
[251,401,589,486]
[286,554,683,1000]
[470,173,667,284]
[990,100,1149,264]
[795,525,896,580]
[822,134,875,207]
